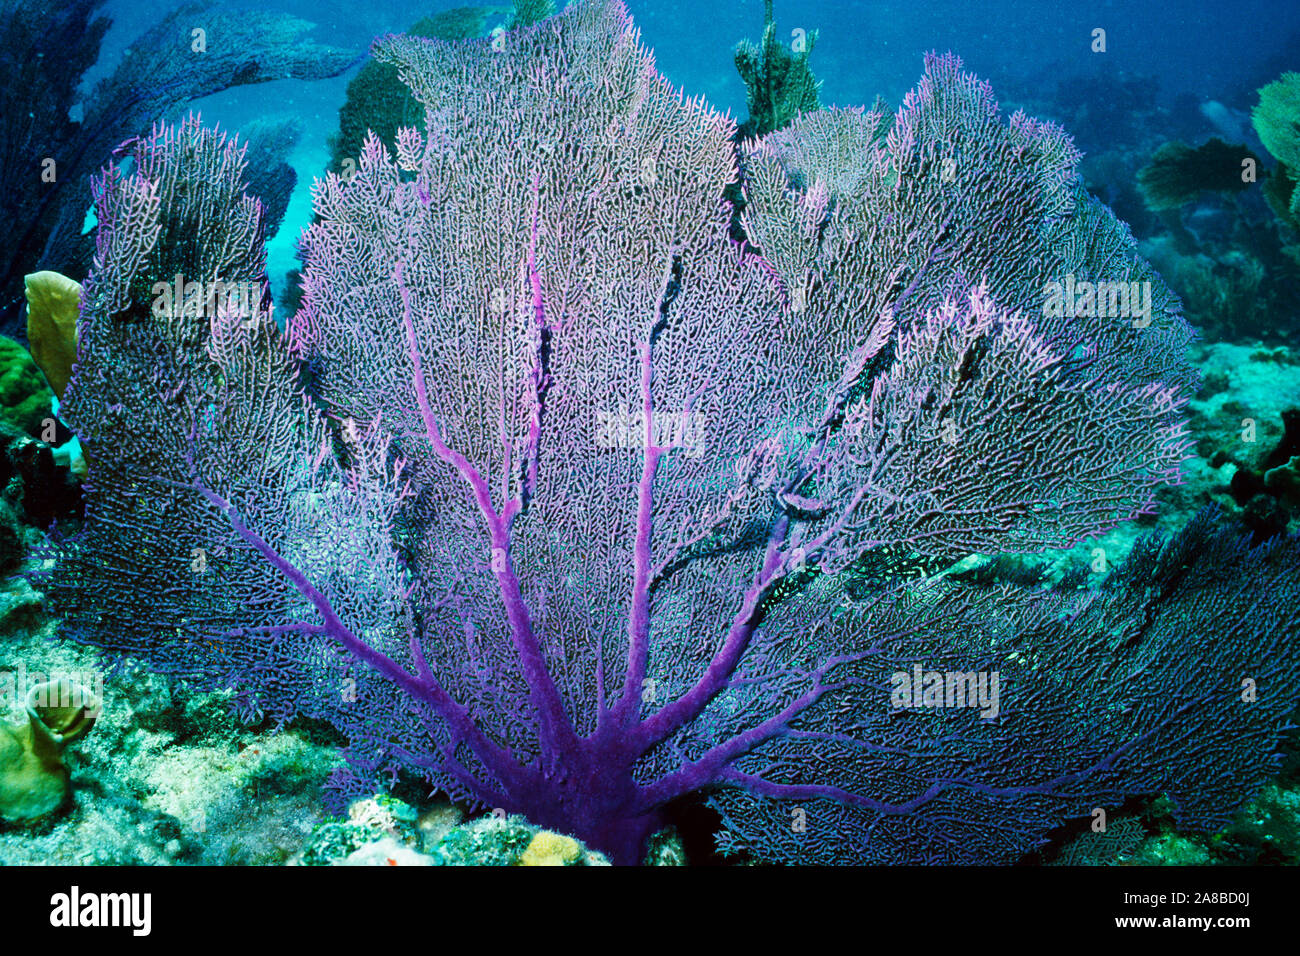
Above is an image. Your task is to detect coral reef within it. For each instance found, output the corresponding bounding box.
[1153,342,1300,541]
[1039,741,1300,867]
[1046,817,1149,866]
[519,828,585,865]
[1228,406,1300,533]
[298,793,425,865]
[1132,135,1300,344]
[1139,238,1291,344]
[30,0,1300,867]
[425,814,609,866]
[0,615,344,864]
[299,795,610,865]
[0,336,54,438]
[1263,161,1300,233]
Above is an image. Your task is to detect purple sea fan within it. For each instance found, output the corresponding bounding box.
[43,0,1300,865]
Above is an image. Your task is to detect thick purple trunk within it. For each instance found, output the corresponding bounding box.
[561,810,664,867]
[503,738,667,865]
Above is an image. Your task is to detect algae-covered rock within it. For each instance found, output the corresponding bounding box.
[424,813,609,866]
[0,419,83,528]
[340,835,434,866]
[416,801,464,848]
[295,801,615,866]
[1264,454,1300,506]
[298,793,425,865]
[425,812,533,865]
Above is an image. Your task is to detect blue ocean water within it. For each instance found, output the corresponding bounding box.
[87,0,1300,297]
[95,0,1300,112]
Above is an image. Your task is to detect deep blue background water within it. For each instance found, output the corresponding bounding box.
[82,0,1300,291]
[92,0,1300,115]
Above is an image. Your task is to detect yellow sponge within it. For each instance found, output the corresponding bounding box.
[518,829,583,866]
[24,271,81,400]
[0,679,99,824]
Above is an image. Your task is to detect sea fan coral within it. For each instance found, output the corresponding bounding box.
[41,0,1300,865]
